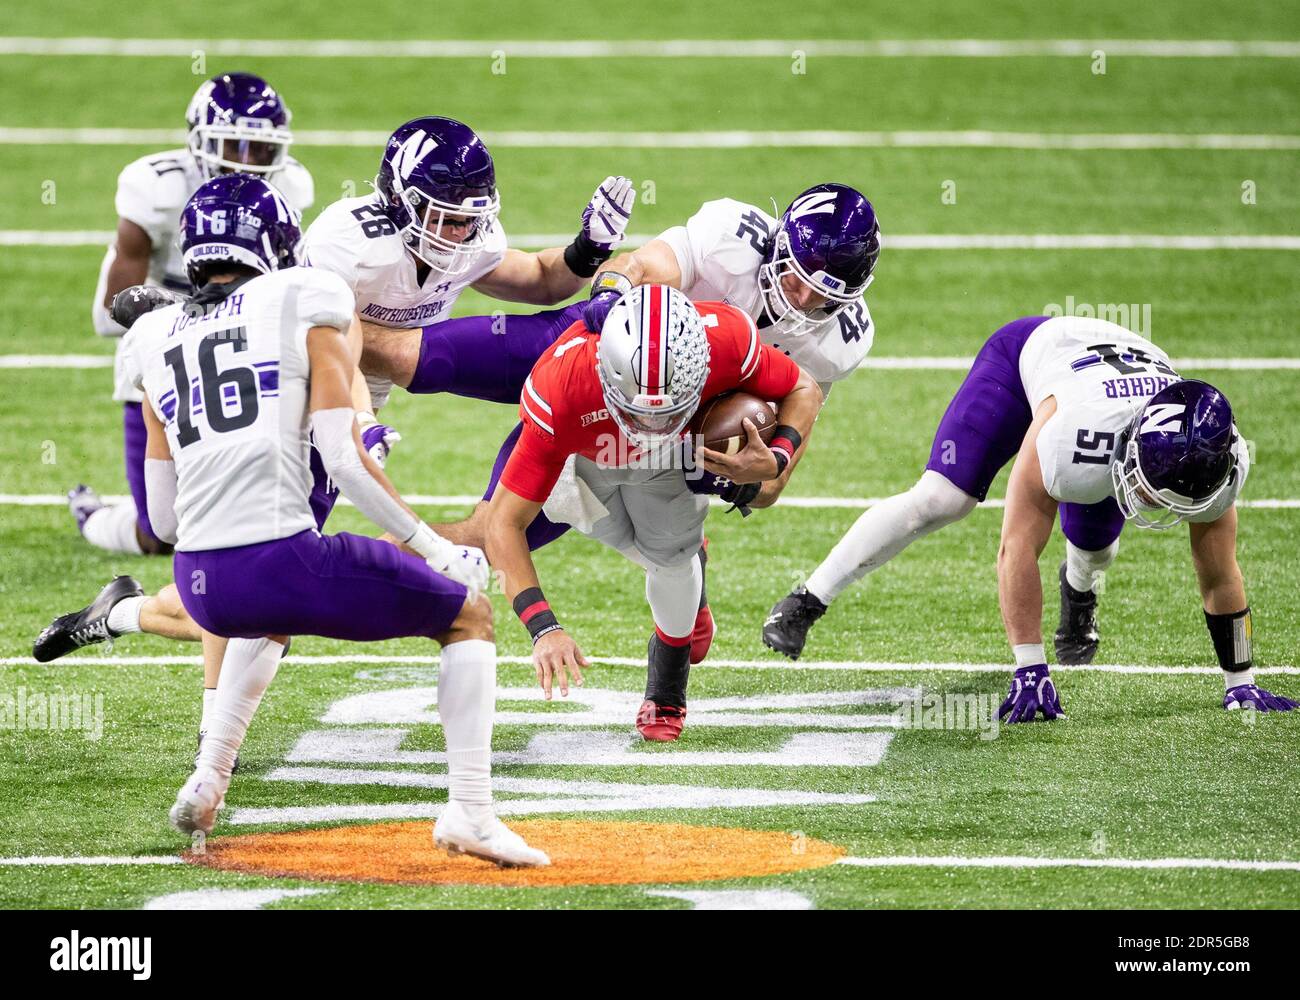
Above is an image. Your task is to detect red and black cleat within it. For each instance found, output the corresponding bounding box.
[689,605,715,665]
[636,699,687,742]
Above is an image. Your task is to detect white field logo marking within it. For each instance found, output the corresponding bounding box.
[230,679,916,825]
[49,931,151,980]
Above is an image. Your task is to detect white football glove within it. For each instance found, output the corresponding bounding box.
[581,176,635,250]
[426,537,491,602]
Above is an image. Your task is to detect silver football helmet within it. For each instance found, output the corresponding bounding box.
[596,285,710,449]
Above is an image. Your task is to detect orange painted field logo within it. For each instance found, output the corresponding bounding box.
[189,819,844,887]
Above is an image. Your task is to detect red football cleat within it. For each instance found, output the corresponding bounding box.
[636,699,686,742]
[689,604,715,664]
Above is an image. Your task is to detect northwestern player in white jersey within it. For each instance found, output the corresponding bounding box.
[125,175,545,865]
[763,314,1297,718]
[301,116,634,419]
[456,185,881,664]
[72,72,314,559]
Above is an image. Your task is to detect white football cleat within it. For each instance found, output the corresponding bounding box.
[169,766,230,836]
[433,801,550,868]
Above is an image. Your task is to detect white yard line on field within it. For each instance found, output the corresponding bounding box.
[6,353,1300,372]
[3,128,1300,152]
[0,854,182,866]
[3,654,1296,675]
[5,493,1300,510]
[2,37,1299,59]
[837,855,1300,872]
[6,229,1300,251]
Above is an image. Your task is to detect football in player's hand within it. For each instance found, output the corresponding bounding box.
[691,391,776,455]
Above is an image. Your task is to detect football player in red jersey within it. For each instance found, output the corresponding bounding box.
[486,285,822,741]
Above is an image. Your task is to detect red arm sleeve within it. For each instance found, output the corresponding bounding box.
[741,343,801,400]
[499,419,570,504]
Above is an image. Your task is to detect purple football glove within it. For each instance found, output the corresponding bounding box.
[1223,684,1299,712]
[999,665,1066,723]
[583,288,621,334]
[360,421,401,469]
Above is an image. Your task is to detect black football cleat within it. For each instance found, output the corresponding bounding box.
[1054,562,1100,665]
[33,576,143,662]
[762,586,827,661]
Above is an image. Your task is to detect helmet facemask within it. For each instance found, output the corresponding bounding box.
[386,176,500,280]
[758,231,870,337]
[1110,423,1234,531]
[189,119,293,180]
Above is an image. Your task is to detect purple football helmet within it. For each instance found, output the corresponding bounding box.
[759,183,881,336]
[1112,379,1240,530]
[374,116,500,279]
[186,72,294,180]
[179,174,302,286]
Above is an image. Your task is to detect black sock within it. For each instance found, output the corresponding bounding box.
[646,634,691,705]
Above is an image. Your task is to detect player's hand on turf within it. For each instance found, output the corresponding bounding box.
[999,664,1066,723]
[698,418,779,484]
[582,176,634,250]
[1223,684,1299,712]
[359,421,401,469]
[109,284,184,330]
[533,630,588,700]
[427,540,490,602]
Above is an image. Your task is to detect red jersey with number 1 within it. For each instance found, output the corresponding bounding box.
[500,301,801,503]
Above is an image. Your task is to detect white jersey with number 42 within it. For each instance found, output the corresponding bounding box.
[657,198,874,392]
[1023,315,1247,521]
[129,267,355,552]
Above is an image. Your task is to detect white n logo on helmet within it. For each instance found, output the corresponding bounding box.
[393,130,439,180]
[789,190,838,220]
[1141,402,1185,435]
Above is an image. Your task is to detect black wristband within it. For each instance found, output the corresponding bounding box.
[770,424,803,454]
[514,587,562,643]
[563,231,613,278]
[1205,607,1252,671]
[772,449,790,477]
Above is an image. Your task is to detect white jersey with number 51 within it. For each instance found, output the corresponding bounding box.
[1024,315,1247,520]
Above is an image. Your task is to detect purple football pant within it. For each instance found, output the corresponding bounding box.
[407,302,585,402]
[174,529,467,641]
[484,422,571,551]
[308,445,337,530]
[924,315,1126,547]
[122,402,162,544]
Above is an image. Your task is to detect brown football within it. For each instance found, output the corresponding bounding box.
[691,391,777,455]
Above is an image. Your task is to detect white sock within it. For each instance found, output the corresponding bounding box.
[81,503,144,555]
[1065,539,1119,594]
[106,595,145,635]
[199,687,217,735]
[644,555,701,638]
[438,639,495,809]
[805,471,976,604]
[197,637,284,775]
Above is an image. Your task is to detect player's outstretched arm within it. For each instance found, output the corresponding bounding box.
[996,399,1068,723]
[485,485,587,699]
[1189,510,1295,711]
[474,176,635,306]
[306,324,486,597]
[95,218,153,335]
[583,240,683,332]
